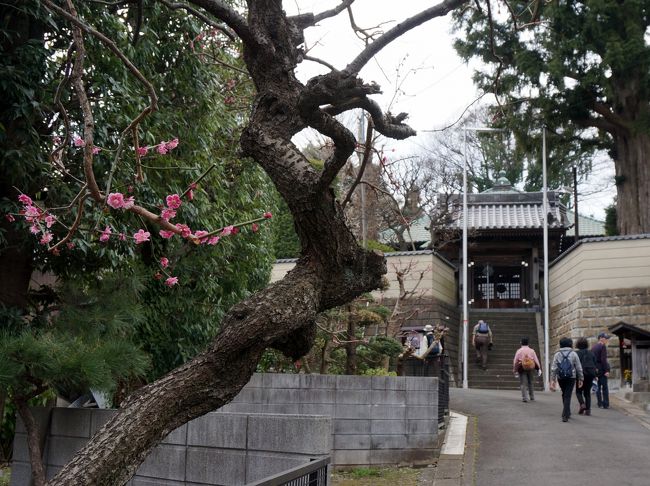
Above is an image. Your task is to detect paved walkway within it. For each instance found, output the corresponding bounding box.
[432,388,650,486]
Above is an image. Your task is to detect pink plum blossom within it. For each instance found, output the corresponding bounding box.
[18,194,33,205]
[40,232,53,245]
[160,208,176,221]
[24,205,40,219]
[92,146,101,155]
[187,189,194,201]
[107,192,125,209]
[100,226,112,242]
[137,146,148,156]
[133,229,151,244]
[207,236,220,245]
[251,223,259,233]
[30,224,41,234]
[159,230,175,239]
[165,276,179,287]
[118,233,126,241]
[193,230,209,243]
[157,144,169,155]
[73,136,85,147]
[263,212,273,219]
[122,196,135,209]
[66,242,75,249]
[175,223,192,238]
[45,214,56,228]
[5,214,15,223]
[165,138,179,150]
[160,257,169,268]
[165,194,182,210]
[221,225,234,237]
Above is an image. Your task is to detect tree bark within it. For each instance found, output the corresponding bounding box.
[47,1,467,484]
[613,131,650,235]
[15,400,46,486]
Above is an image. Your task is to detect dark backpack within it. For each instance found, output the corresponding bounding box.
[557,351,573,379]
[578,349,598,376]
[478,321,489,334]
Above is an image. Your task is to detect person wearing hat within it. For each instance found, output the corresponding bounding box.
[591,332,612,409]
[420,324,442,359]
[472,320,493,370]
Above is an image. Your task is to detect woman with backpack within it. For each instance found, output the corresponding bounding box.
[550,337,584,422]
[513,337,542,402]
[472,319,493,370]
[575,337,598,416]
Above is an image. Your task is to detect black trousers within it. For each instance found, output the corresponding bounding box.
[558,378,575,419]
[596,373,609,408]
[576,374,595,411]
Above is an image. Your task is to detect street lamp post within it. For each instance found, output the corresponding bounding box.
[462,126,505,389]
[542,126,550,391]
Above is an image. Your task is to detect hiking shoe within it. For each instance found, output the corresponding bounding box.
[562,416,568,422]
[522,398,528,402]
[578,405,586,415]
[530,397,535,401]
[585,410,591,416]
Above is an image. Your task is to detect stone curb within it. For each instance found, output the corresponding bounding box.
[429,411,476,486]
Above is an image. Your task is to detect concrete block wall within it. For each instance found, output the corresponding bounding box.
[11,409,331,486]
[220,373,439,467]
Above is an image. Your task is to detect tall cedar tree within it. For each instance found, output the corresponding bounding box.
[454,0,650,234]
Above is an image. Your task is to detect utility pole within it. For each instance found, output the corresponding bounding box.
[542,126,550,391]
[573,167,579,240]
[358,110,367,248]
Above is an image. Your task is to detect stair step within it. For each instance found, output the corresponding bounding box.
[465,311,542,390]
[624,392,650,404]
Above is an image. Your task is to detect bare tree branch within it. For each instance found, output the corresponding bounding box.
[302,54,337,72]
[290,0,355,29]
[344,0,469,75]
[186,0,252,43]
[342,118,374,209]
[159,0,236,41]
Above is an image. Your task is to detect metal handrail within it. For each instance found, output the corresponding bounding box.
[245,456,330,486]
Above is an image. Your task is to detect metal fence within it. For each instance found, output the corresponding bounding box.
[400,354,450,424]
[245,456,330,486]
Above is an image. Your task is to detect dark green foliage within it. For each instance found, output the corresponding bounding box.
[0,1,276,381]
[364,240,395,253]
[0,274,150,403]
[604,203,619,236]
[270,194,301,259]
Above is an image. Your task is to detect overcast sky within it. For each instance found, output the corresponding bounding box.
[286,1,616,219]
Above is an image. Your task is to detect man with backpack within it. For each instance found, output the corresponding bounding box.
[550,337,584,422]
[592,332,612,409]
[472,319,493,370]
[513,337,542,402]
[575,337,598,415]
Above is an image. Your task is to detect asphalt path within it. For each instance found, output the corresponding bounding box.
[450,388,650,486]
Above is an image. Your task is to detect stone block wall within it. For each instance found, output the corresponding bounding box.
[11,409,331,486]
[220,373,439,467]
[550,287,650,382]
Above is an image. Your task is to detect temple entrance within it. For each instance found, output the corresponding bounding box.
[472,264,524,309]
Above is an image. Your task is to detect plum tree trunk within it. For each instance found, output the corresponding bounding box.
[47,1,466,484]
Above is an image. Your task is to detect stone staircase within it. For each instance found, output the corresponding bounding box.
[467,311,544,390]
